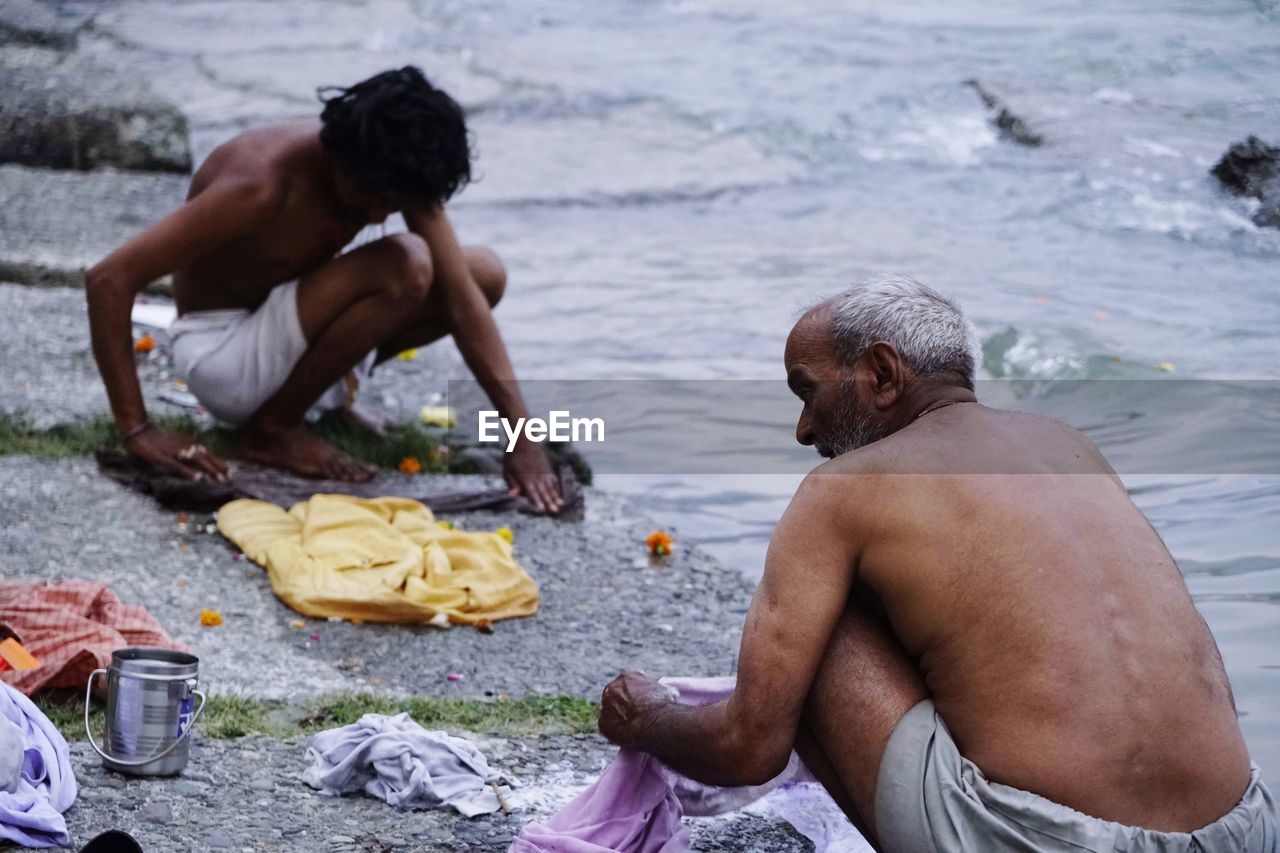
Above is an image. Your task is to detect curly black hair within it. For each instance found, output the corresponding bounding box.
[318,66,471,205]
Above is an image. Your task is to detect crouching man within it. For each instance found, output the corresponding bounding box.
[599,274,1276,851]
[87,66,562,512]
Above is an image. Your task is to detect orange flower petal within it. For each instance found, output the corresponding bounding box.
[646,530,674,555]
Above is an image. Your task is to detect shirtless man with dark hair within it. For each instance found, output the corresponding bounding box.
[87,66,563,512]
[600,275,1276,851]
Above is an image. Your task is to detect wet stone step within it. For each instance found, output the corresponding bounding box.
[0,45,191,173]
[0,165,184,289]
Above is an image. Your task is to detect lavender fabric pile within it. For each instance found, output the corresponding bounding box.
[0,682,77,848]
[303,712,512,817]
[511,676,872,853]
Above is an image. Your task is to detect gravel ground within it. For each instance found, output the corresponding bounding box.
[0,455,753,700]
[64,734,812,852]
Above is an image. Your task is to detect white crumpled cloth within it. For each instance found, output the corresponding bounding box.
[302,712,511,817]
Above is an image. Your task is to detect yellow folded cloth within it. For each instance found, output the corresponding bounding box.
[217,495,538,625]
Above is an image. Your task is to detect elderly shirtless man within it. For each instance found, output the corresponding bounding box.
[86,66,563,512]
[600,275,1276,851]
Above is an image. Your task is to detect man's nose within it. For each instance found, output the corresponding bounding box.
[795,415,815,446]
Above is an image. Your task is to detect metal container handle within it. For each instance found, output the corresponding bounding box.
[84,668,207,767]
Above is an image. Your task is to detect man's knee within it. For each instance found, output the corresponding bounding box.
[379,233,433,305]
[469,246,507,308]
[802,597,929,841]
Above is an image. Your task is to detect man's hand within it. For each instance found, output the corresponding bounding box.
[126,424,229,482]
[504,439,564,514]
[599,670,676,750]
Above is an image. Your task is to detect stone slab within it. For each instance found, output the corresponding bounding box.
[0,44,190,172]
[66,734,811,851]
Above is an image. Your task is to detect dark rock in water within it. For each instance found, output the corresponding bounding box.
[1211,136,1280,199]
[1211,136,1280,228]
[964,79,1043,148]
[0,46,191,172]
[0,0,84,49]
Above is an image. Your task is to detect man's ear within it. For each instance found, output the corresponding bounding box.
[866,341,908,409]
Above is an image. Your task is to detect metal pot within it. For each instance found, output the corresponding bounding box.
[84,648,206,776]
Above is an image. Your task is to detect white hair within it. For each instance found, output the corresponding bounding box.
[824,273,981,389]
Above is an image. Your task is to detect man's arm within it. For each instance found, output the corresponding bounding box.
[86,177,282,480]
[404,205,562,513]
[599,470,858,786]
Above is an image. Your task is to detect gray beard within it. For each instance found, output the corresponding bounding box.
[813,386,891,459]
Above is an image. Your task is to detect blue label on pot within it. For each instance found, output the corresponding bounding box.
[177,696,195,737]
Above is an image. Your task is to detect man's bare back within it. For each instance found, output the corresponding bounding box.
[828,403,1250,831]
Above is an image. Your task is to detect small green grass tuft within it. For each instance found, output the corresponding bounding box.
[309,418,448,472]
[0,417,120,458]
[37,690,285,743]
[198,693,277,739]
[298,692,599,737]
[0,414,447,473]
[34,690,598,745]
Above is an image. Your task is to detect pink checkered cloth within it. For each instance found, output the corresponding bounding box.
[0,580,187,696]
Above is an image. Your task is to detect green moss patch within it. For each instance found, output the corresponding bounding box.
[36,690,598,744]
[0,414,447,472]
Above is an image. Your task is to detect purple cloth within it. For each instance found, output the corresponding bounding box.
[0,682,77,848]
[510,750,690,853]
[511,677,872,853]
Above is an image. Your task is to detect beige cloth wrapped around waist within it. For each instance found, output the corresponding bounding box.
[875,699,1277,853]
[168,281,373,425]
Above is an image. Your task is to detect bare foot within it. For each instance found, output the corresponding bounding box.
[237,424,376,482]
[321,403,390,438]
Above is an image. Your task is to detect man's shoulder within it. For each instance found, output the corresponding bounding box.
[196,123,311,192]
[813,406,1103,478]
[793,446,896,510]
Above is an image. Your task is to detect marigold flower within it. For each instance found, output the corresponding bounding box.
[496,526,514,544]
[646,530,674,556]
[199,608,223,627]
[399,456,422,475]
[134,334,156,354]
